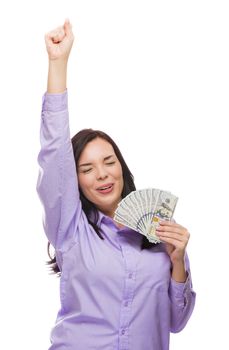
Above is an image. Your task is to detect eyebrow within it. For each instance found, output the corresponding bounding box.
[78,155,115,168]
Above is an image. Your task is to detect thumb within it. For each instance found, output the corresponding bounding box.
[64,18,73,37]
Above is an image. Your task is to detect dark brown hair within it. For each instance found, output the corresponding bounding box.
[47,129,153,276]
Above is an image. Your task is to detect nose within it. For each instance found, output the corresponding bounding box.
[96,165,108,180]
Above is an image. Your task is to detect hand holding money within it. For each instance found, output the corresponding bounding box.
[156,221,190,264]
[114,188,190,280]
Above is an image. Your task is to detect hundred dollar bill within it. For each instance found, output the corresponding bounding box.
[147,191,178,242]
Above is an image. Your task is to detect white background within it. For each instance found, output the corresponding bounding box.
[0,0,228,349]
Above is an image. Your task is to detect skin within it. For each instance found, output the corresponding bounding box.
[77,137,124,218]
[45,19,190,283]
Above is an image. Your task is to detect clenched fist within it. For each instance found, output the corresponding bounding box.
[44,19,74,61]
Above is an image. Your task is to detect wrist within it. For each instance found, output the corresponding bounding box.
[48,58,68,70]
[47,60,68,94]
[171,259,187,283]
[171,256,185,266]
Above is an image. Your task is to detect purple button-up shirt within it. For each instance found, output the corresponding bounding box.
[36,91,196,350]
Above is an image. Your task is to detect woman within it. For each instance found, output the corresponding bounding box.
[37,19,196,350]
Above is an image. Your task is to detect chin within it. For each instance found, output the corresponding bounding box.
[97,197,121,214]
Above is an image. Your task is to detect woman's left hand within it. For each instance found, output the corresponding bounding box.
[156,221,190,264]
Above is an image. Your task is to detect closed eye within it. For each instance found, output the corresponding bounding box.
[106,161,115,165]
[82,168,92,174]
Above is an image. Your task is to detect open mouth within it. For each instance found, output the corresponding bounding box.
[96,184,114,194]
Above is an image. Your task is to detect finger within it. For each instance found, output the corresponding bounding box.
[159,220,185,229]
[45,26,65,44]
[52,27,65,43]
[156,231,184,242]
[157,224,190,240]
[63,19,74,42]
[64,18,74,38]
[157,231,190,247]
[157,223,185,234]
[157,235,187,248]
[158,222,188,235]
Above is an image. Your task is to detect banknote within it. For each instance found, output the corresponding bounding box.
[114,188,178,243]
[147,191,178,242]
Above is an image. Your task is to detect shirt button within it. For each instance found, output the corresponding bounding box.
[124,301,128,307]
[121,329,126,335]
[128,273,133,279]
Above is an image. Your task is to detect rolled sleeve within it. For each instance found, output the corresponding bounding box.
[169,272,193,307]
[42,90,68,112]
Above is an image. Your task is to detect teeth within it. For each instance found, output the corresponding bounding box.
[99,185,112,190]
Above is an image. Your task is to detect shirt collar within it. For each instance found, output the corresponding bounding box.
[88,209,111,226]
[88,209,140,237]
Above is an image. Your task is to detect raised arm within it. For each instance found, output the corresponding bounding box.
[37,20,82,251]
[45,19,74,93]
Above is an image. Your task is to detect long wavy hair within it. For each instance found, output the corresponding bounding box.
[46,129,154,276]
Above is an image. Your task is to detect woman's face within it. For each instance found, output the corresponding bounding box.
[77,137,124,217]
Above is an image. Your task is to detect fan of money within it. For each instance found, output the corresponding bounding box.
[114,188,178,243]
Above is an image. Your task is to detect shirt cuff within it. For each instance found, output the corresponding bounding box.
[42,90,68,112]
[169,272,192,305]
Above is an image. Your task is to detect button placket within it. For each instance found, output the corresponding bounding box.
[118,240,138,350]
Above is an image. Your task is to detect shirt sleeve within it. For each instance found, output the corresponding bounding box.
[169,253,196,333]
[36,90,83,251]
